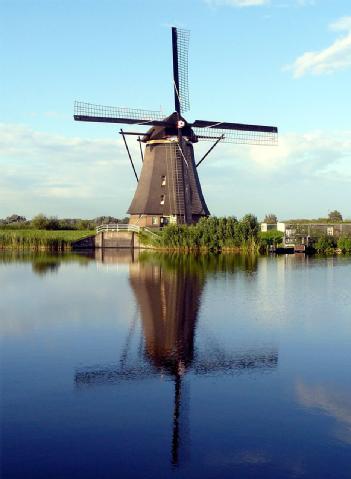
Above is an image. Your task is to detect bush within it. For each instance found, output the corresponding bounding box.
[263,213,277,224]
[328,210,343,222]
[314,235,337,253]
[148,215,260,251]
[31,214,49,230]
[259,230,284,248]
[337,235,351,253]
[31,214,61,230]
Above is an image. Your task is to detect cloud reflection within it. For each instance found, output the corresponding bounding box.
[296,381,351,444]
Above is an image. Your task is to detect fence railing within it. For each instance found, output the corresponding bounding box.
[95,224,159,238]
[96,223,140,234]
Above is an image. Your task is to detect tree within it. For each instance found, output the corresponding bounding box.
[315,235,336,253]
[5,214,27,223]
[328,210,343,222]
[31,214,59,230]
[46,217,60,230]
[263,213,278,224]
[337,236,351,252]
[31,214,49,230]
[235,214,259,243]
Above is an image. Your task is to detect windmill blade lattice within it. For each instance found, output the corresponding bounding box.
[175,28,190,113]
[74,101,166,125]
[193,127,278,145]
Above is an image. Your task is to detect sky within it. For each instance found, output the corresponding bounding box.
[1,0,351,221]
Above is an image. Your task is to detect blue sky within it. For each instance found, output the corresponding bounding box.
[1,0,351,220]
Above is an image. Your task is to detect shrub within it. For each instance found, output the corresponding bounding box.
[31,214,60,230]
[314,235,337,253]
[263,213,277,224]
[147,215,260,251]
[337,235,351,253]
[259,230,284,248]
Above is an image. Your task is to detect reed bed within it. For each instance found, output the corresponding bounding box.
[142,216,273,253]
[0,230,94,251]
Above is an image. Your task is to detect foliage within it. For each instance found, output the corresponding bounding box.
[263,213,278,224]
[259,230,284,247]
[285,218,348,224]
[31,214,61,230]
[328,210,343,222]
[3,214,27,223]
[0,230,93,251]
[337,235,351,253]
[314,235,337,253]
[144,215,261,252]
[0,213,128,231]
[0,214,30,229]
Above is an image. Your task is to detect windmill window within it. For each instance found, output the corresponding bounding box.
[327,227,334,236]
[160,195,165,205]
[161,176,166,186]
[152,216,158,225]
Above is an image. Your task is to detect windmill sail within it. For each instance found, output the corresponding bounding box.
[172,27,190,114]
[192,119,278,145]
[74,101,167,126]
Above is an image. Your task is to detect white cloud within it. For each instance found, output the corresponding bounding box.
[1,123,350,220]
[247,130,351,178]
[205,0,314,7]
[295,0,315,6]
[203,129,351,181]
[0,123,139,218]
[205,0,269,7]
[198,128,351,217]
[329,16,351,32]
[286,16,351,78]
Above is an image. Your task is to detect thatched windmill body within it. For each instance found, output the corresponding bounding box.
[74,28,278,227]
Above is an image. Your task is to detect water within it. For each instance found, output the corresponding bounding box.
[1,250,351,479]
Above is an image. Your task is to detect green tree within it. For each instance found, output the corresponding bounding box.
[5,214,27,223]
[328,210,343,222]
[76,219,93,230]
[337,236,351,252]
[259,230,284,247]
[235,214,259,243]
[315,235,336,253]
[31,214,60,230]
[32,214,49,230]
[263,213,278,224]
[46,217,60,230]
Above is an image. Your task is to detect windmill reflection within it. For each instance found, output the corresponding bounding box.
[75,252,278,466]
[130,256,201,376]
[129,255,203,465]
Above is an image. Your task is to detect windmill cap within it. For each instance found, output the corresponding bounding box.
[142,112,198,143]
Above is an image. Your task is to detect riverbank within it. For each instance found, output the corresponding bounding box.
[0,229,94,251]
[2,226,350,255]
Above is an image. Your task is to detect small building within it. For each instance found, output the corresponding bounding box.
[277,222,351,248]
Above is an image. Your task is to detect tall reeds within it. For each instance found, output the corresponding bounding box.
[0,230,93,251]
[145,215,262,252]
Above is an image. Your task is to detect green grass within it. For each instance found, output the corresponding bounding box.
[0,229,94,250]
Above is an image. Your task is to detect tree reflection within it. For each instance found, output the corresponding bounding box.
[0,251,94,276]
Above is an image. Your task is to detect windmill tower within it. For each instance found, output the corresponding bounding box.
[74,27,278,227]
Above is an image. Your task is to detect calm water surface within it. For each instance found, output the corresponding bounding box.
[1,251,351,478]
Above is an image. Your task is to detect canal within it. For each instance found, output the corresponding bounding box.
[1,251,350,478]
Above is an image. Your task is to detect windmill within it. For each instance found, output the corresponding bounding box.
[74,27,278,227]
[75,254,278,465]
